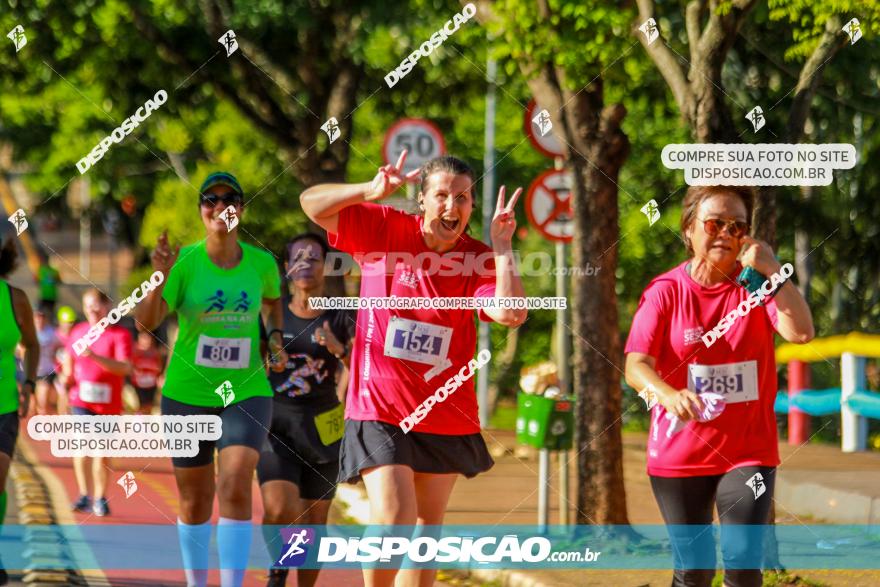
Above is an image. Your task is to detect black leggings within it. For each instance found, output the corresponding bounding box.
[650,466,776,587]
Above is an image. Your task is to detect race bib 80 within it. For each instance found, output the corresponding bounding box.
[195,335,250,369]
[687,360,759,404]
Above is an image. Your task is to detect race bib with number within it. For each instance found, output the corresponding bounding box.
[314,403,344,446]
[79,381,111,404]
[383,317,452,366]
[195,335,250,369]
[687,361,759,404]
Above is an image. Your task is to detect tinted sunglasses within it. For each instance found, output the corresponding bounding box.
[699,217,749,238]
[200,192,243,208]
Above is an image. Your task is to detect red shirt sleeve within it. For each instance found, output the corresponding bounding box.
[327,203,392,255]
[624,282,669,361]
[472,252,497,322]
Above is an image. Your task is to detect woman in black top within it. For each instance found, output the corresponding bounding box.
[259,233,353,587]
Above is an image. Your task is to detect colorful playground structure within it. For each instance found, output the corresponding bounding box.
[776,332,880,451]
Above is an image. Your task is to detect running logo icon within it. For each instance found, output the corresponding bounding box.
[531,109,553,137]
[746,472,766,500]
[215,380,235,407]
[639,18,659,45]
[321,117,340,144]
[117,471,138,498]
[277,527,314,567]
[219,29,238,57]
[842,18,862,45]
[7,25,26,52]
[640,199,660,226]
[8,209,28,235]
[746,106,765,133]
[219,205,238,232]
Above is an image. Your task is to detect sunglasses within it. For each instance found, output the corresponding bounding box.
[200,192,243,208]
[699,217,750,238]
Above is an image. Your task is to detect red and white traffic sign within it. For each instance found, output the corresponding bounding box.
[383,118,446,180]
[524,100,564,159]
[525,169,573,242]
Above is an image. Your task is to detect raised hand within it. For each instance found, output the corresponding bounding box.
[151,231,180,274]
[739,236,781,276]
[490,185,523,247]
[366,150,422,202]
[314,320,344,356]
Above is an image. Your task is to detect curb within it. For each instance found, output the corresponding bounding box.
[12,436,104,586]
[333,481,558,587]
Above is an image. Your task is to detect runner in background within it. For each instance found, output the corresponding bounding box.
[0,236,39,586]
[33,307,61,415]
[259,233,353,587]
[136,172,287,587]
[54,305,77,415]
[36,252,61,315]
[301,151,527,587]
[130,329,164,415]
[65,288,132,517]
[624,185,814,587]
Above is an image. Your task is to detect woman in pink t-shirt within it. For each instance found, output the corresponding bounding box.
[301,150,526,587]
[624,185,814,587]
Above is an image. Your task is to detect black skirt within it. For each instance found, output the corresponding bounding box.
[337,419,495,484]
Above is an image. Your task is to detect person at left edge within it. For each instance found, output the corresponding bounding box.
[0,236,39,586]
[136,171,287,587]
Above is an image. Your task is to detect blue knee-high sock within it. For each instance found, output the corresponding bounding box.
[218,517,252,587]
[177,518,211,587]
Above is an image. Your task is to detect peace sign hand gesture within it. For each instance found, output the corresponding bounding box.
[490,185,522,248]
[366,150,422,202]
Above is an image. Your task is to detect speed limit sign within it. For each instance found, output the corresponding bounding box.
[383,118,446,179]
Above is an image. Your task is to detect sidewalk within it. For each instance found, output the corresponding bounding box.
[334,429,880,587]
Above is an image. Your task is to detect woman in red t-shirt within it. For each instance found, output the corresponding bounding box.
[624,185,814,587]
[301,150,526,587]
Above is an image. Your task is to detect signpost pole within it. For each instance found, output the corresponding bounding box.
[554,155,570,527]
[538,447,549,532]
[478,53,497,429]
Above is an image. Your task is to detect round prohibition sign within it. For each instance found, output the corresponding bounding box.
[525,168,573,243]
[383,118,447,180]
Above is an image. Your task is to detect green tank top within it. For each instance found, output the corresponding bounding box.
[161,241,281,407]
[0,281,22,412]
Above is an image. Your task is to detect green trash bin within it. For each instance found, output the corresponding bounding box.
[516,392,574,450]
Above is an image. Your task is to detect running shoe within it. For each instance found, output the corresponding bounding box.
[266,568,288,587]
[92,497,110,517]
[71,495,91,513]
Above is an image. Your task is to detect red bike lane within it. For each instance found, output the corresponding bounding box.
[19,427,364,587]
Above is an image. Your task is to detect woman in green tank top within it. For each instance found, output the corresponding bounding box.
[136,172,287,587]
[0,236,40,585]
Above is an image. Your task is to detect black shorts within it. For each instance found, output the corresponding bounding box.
[70,406,98,416]
[134,386,157,407]
[257,401,341,500]
[0,412,19,458]
[338,419,494,484]
[160,395,272,468]
[37,373,56,385]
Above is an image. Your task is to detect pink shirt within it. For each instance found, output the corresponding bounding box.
[329,204,496,435]
[68,323,132,415]
[625,261,780,477]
